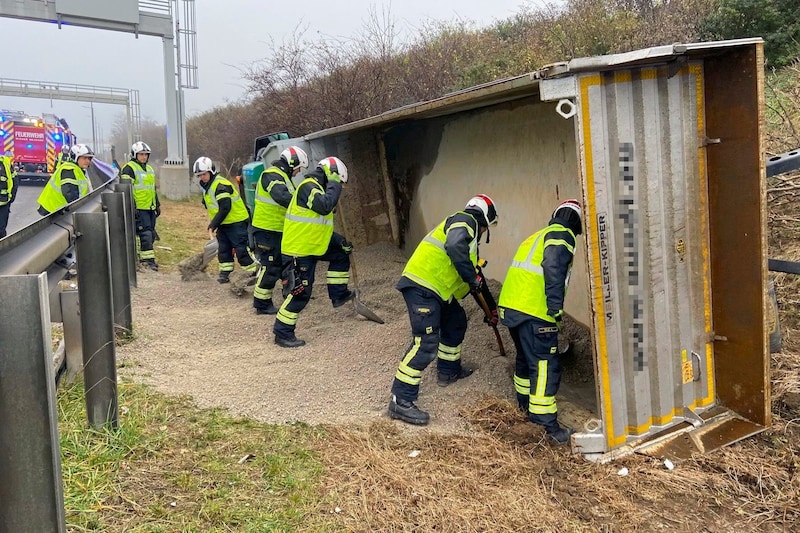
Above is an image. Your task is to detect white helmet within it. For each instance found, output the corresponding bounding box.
[193,156,215,175]
[70,144,94,162]
[60,144,70,154]
[280,146,309,171]
[318,156,348,183]
[131,141,152,158]
[465,194,498,227]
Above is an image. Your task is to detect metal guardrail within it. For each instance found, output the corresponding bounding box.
[0,160,137,532]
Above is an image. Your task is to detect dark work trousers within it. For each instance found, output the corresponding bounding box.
[0,203,9,239]
[508,318,561,431]
[217,220,256,273]
[135,209,157,262]
[391,285,468,403]
[273,233,351,340]
[252,228,287,310]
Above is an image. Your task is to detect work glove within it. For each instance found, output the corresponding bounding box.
[548,309,564,331]
[155,206,161,218]
[341,239,353,254]
[469,274,486,296]
[483,308,499,327]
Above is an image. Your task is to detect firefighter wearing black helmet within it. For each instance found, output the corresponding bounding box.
[498,199,583,446]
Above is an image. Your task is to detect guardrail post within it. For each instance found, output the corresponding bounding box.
[74,212,119,429]
[60,288,83,384]
[0,274,67,533]
[102,191,133,337]
[114,181,138,288]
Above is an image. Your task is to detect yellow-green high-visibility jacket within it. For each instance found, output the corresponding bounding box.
[0,156,14,206]
[121,160,158,210]
[282,177,336,257]
[252,165,294,232]
[203,175,250,225]
[37,162,89,214]
[402,211,479,302]
[498,223,576,322]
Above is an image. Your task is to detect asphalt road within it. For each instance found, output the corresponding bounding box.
[6,184,45,235]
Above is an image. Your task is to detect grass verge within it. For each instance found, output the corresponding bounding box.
[151,196,214,273]
[60,381,330,532]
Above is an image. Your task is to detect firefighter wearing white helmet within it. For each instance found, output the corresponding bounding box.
[272,156,353,348]
[120,141,161,271]
[497,199,583,446]
[37,144,94,216]
[55,144,71,169]
[194,156,257,283]
[388,194,500,426]
[251,146,309,315]
[0,149,16,239]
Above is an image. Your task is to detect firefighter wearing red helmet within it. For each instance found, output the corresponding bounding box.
[251,146,309,315]
[498,199,583,446]
[272,156,354,348]
[388,194,500,426]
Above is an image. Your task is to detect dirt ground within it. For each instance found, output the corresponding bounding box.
[119,242,543,434]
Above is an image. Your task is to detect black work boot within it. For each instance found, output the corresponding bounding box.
[546,425,575,446]
[147,259,159,271]
[388,395,429,425]
[274,335,306,348]
[332,290,355,308]
[437,366,474,387]
[217,271,231,284]
[256,300,278,315]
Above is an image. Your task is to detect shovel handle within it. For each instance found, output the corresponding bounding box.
[475,292,506,357]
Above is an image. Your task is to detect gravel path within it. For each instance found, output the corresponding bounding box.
[118,242,517,435]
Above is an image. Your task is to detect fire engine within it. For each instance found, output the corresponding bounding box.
[0,110,76,183]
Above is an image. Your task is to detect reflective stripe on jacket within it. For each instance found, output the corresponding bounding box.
[36,162,89,213]
[121,161,158,210]
[498,223,575,322]
[0,156,13,206]
[203,175,249,225]
[252,165,293,232]
[281,177,334,257]
[402,211,479,302]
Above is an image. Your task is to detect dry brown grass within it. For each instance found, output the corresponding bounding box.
[306,394,800,532]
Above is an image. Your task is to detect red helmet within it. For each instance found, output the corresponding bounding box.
[465,194,498,227]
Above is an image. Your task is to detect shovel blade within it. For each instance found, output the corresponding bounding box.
[353,291,384,324]
[201,239,218,269]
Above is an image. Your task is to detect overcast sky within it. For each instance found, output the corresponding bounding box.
[0,0,531,150]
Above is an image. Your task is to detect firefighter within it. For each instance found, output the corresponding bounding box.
[388,194,499,425]
[272,156,354,348]
[37,144,93,216]
[194,156,257,283]
[55,144,70,169]
[251,146,309,315]
[497,199,582,446]
[0,150,16,239]
[120,141,161,271]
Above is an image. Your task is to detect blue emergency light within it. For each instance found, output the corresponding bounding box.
[0,129,5,137]
[26,143,33,149]
[54,133,62,140]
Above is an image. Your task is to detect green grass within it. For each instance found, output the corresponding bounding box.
[151,195,213,273]
[59,381,332,532]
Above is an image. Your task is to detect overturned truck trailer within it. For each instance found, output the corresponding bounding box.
[262,38,768,460]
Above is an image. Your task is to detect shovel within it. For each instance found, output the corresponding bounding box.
[201,229,218,271]
[338,208,385,324]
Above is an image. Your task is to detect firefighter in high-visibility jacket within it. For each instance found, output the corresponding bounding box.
[251,146,309,315]
[120,141,161,271]
[55,144,70,169]
[388,194,500,426]
[497,199,582,446]
[37,144,94,216]
[272,156,354,348]
[0,151,17,239]
[193,156,257,283]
